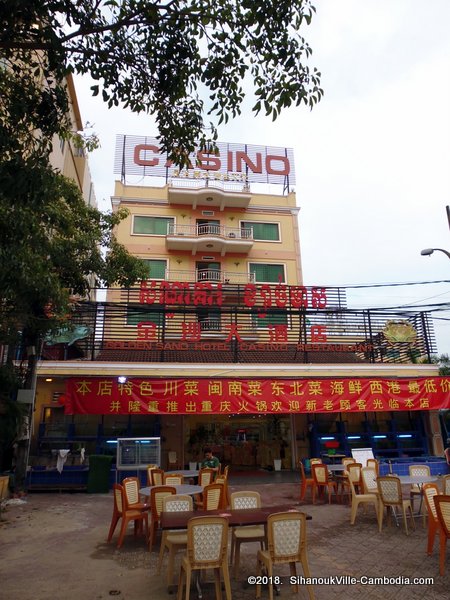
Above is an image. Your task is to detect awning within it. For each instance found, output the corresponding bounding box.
[62,376,450,415]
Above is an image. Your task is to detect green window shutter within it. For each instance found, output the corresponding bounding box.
[127,308,163,326]
[133,216,173,234]
[143,259,166,279]
[254,311,288,328]
[242,222,279,241]
[250,263,285,283]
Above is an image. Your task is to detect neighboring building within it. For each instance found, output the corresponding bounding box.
[31,136,450,477]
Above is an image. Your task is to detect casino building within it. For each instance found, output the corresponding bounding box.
[31,136,450,476]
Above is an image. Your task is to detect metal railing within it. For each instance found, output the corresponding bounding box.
[167,223,253,240]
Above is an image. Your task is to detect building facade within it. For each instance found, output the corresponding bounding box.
[31,137,450,476]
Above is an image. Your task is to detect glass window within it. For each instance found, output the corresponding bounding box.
[241,221,279,241]
[133,216,174,235]
[249,263,285,283]
[142,259,166,279]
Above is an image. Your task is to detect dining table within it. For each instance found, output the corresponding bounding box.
[139,484,203,498]
[164,469,199,481]
[160,503,312,531]
[390,474,438,516]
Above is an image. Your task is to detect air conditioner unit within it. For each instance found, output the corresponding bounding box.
[228,233,236,238]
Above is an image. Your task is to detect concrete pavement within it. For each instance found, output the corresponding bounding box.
[0,472,448,599]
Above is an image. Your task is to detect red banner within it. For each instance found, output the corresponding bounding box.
[63,377,450,415]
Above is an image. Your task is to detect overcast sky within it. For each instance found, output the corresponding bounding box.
[73,0,450,354]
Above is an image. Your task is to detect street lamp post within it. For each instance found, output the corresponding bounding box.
[420,248,450,260]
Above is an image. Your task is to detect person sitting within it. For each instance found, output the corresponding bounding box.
[201,447,220,474]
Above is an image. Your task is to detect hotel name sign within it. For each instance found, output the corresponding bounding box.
[114,135,296,185]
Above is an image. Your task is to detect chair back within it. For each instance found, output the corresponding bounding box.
[198,468,215,487]
[222,465,230,479]
[150,468,164,486]
[309,458,322,466]
[267,511,307,564]
[346,463,362,484]
[409,464,431,477]
[150,485,177,519]
[433,494,450,538]
[147,464,158,486]
[230,490,261,510]
[443,474,450,495]
[422,483,440,522]
[366,458,379,475]
[361,467,378,494]
[202,483,224,510]
[342,457,356,467]
[122,477,141,508]
[164,473,183,485]
[113,483,124,514]
[377,476,402,506]
[186,516,229,567]
[311,463,329,484]
[162,494,193,513]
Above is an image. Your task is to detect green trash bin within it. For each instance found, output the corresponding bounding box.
[87,455,113,493]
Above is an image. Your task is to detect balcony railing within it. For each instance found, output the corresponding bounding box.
[167,223,253,240]
[169,177,250,193]
[165,269,255,284]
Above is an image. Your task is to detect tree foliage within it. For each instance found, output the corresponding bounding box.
[0,0,322,164]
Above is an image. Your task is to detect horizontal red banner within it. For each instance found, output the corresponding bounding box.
[63,377,450,415]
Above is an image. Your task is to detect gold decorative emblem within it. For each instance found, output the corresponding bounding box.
[382,321,417,344]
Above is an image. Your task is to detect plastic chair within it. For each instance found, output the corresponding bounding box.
[150,468,165,486]
[164,473,184,485]
[339,462,362,504]
[408,464,430,514]
[177,515,231,600]
[298,460,314,501]
[229,491,266,579]
[311,463,338,504]
[198,468,215,487]
[122,476,149,511]
[377,476,415,535]
[422,483,440,555]
[366,458,379,476]
[342,457,356,468]
[195,483,224,511]
[147,464,159,486]
[348,478,381,527]
[214,475,229,509]
[309,458,322,466]
[148,485,177,550]
[442,474,450,495]
[433,494,450,575]
[361,467,378,495]
[255,511,314,600]
[157,494,193,586]
[108,483,149,549]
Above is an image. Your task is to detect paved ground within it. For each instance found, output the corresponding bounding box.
[0,472,448,600]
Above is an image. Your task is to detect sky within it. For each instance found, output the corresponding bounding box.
[73,0,450,354]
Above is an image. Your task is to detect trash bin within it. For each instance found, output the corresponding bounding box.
[87,455,113,493]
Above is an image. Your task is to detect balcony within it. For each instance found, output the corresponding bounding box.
[165,269,255,284]
[166,224,254,255]
[168,178,251,210]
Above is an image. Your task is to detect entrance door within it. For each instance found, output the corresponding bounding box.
[196,219,221,236]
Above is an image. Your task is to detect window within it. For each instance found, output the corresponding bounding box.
[126,307,164,326]
[249,263,285,283]
[142,259,167,280]
[133,216,174,235]
[252,310,288,329]
[241,221,280,241]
